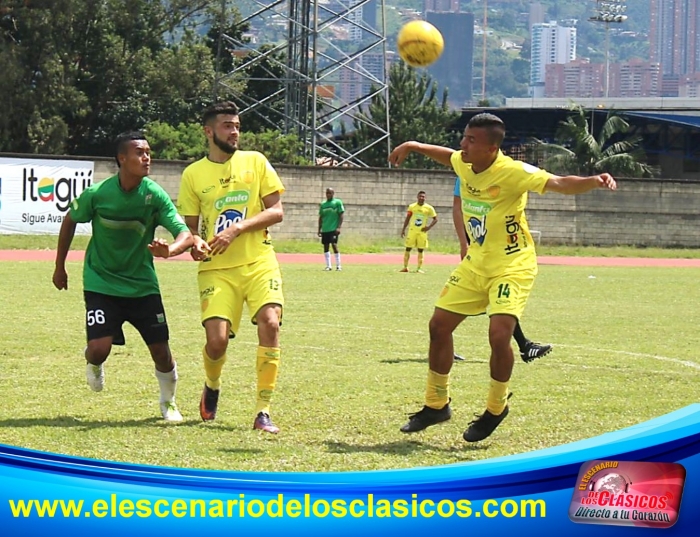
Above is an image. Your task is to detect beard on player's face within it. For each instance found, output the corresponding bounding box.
[213,132,237,154]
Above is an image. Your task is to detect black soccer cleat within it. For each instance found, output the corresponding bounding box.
[453,353,466,362]
[520,341,552,363]
[463,393,512,442]
[400,400,452,433]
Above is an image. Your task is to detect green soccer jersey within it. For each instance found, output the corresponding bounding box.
[69,175,189,297]
[319,198,345,232]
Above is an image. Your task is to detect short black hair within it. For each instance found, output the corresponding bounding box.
[114,131,147,167]
[418,190,426,195]
[202,101,240,126]
[467,113,506,147]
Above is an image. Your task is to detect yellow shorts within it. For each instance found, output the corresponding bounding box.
[435,262,537,319]
[198,256,284,337]
[405,232,428,249]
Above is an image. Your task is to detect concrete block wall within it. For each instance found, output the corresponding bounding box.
[42,156,700,248]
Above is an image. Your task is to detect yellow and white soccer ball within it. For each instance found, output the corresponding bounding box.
[397,20,444,68]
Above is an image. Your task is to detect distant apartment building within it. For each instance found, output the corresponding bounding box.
[530,22,576,98]
[545,59,661,98]
[679,73,700,97]
[650,0,700,95]
[529,2,545,29]
[423,0,459,12]
[425,11,475,107]
[348,0,377,42]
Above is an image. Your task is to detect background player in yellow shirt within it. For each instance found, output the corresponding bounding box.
[389,113,616,442]
[400,190,438,273]
[177,102,285,434]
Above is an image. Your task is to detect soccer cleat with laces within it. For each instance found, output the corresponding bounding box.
[199,384,219,421]
[253,412,280,434]
[160,401,183,422]
[463,393,513,442]
[85,362,105,392]
[520,341,553,363]
[400,400,452,433]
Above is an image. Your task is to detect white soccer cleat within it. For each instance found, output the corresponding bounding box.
[85,362,105,392]
[160,401,183,422]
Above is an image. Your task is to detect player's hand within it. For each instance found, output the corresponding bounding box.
[460,243,468,260]
[317,231,322,237]
[421,226,428,232]
[190,236,211,261]
[596,173,617,190]
[148,238,171,259]
[400,230,405,238]
[52,267,68,290]
[388,142,416,167]
[209,224,241,256]
[335,229,341,236]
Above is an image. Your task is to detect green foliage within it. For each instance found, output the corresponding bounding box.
[239,131,312,166]
[144,121,206,161]
[535,104,657,178]
[347,62,460,169]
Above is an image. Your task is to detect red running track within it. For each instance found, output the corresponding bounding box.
[1,250,699,267]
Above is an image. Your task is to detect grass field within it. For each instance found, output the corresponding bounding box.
[2,233,700,258]
[0,257,698,473]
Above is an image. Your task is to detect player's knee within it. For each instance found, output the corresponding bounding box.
[489,321,514,349]
[206,336,228,359]
[86,340,111,363]
[428,316,451,341]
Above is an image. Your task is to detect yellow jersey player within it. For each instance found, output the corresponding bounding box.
[400,190,437,273]
[389,112,616,442]
[177,101,285,434]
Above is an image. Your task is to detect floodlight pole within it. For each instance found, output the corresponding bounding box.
[589,0,628,99]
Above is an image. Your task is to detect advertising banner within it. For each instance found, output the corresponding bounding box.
[0,157,93,234]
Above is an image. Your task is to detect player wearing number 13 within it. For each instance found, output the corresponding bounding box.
[389,113,617,442]
[177,101,285,434]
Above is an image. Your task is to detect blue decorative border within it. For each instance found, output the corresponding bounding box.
[1,404,699,535]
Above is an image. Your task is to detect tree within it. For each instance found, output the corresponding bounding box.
[535,104,657,178]
[346,62,460,169]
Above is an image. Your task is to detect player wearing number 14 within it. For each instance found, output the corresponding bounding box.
[177,101,286,434]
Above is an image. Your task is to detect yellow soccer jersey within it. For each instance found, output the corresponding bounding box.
[406,202,437,236]
[177,151,285,270]
[451,150,550,277]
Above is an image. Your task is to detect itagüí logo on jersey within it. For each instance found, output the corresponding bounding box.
[22,168,92,211]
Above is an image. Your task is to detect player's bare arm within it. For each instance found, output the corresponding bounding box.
[336,211,344,234]
[452,195,469,259]
[388,141,455,168]
[209,191,284,256]
[401,212,411,238]
[545,173,617,194]
[147,231,194,259]
[52,213,78,290]
[423,215,438,232]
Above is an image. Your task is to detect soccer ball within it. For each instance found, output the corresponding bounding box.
[397,20,444,68]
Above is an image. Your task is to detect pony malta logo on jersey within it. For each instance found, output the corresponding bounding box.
[569,460,686,529]
[22,168,92,211]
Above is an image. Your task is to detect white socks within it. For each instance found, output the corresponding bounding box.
[155,364,178,403]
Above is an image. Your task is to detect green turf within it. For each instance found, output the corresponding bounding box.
[1,233,699,258]
[0,260,697,472]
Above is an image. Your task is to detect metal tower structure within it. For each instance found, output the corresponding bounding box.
[216,0,390,167]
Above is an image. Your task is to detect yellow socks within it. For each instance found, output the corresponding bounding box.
[403,250,410,268]
[486,378,510,415]
[255,346,280,415]
[425,369,450,409]
[203,347,227,391]
[417,251,424,269]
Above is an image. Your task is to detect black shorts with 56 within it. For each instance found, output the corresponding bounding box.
[83,291,169,345]
[321,230,339,246]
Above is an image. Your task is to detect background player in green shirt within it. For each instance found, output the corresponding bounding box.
[52,132,193,422]
[318,187,345,271]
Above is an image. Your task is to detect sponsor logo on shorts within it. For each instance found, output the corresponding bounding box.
[200,286,215,299]
[156,313,165,323]
[214,190,250,210]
